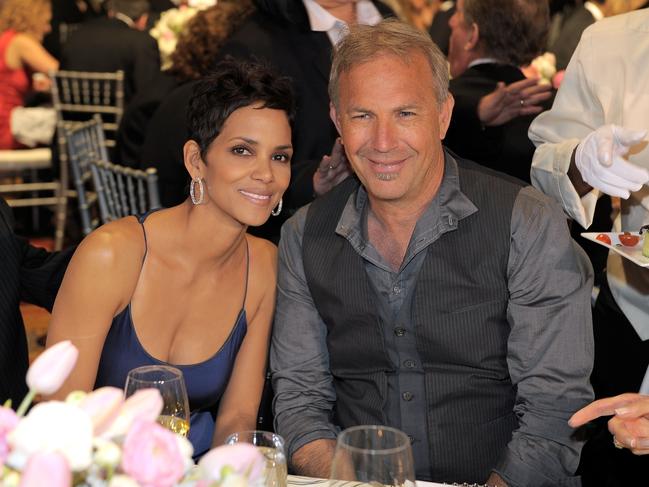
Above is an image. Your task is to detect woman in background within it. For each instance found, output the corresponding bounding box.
[46,58,294,460]
[0,0,58,149]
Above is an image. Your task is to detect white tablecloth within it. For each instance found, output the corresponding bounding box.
[288,475,447,487]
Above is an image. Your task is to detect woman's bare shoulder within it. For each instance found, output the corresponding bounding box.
[245,234,278,269]
[72,216,146,272]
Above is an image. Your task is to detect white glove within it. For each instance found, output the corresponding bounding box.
[575,124,649,198]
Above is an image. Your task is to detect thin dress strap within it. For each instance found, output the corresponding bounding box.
[136,211,155,267]
[241,238,250,310]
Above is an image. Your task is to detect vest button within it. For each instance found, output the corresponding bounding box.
[408,435,415,444]
[403,359,416,369]
[402,391,413,401]
[394,327,406,337]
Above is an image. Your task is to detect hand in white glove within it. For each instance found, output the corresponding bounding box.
[575,124,649,198]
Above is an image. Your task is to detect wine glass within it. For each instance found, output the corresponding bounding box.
[330,425,416,487]
[225,430,287,487]
[124,365,190,437]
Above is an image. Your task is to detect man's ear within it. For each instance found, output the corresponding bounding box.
[134,13,149,31]
[438,93,455,140]
[465,22,480,51]
[329,102,342,136]
[183,140,203,178]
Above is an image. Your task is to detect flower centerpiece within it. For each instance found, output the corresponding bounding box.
[522,51,564,89]
[0,341,265,487]
[149,0,218,70]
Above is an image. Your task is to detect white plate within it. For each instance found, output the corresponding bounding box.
[581,232,649,268]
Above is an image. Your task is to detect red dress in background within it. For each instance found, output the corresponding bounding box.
[0,30,30,150]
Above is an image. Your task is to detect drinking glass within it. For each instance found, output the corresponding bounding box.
[225,430,287,487]
[330,425,416,487]
[124,365,190,437]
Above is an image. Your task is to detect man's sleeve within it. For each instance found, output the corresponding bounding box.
[0,198,73,312]
[493,187,594,487]
[270,207,339,461]
[18,238,75,312]
[528,30,602,229]
[133,34,162,97]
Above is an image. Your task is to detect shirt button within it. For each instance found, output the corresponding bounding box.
[403,359,416,369]
[394,327,406,337]
[392,285,401,295]
[402,391,413,401]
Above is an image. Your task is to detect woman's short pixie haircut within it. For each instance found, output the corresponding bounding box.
[187,58,295,159]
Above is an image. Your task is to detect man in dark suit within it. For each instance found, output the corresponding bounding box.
[549,0,606,70]
[0,198,74,406]
[61,0,161,104]
[428,1,454,55]
[212,0,393,240]
[443,0,551,183]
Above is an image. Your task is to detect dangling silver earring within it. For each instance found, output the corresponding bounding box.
[271,198,282,217]
[190,176,205,205]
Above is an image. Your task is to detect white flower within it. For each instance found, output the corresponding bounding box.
[6,402,93,471]
[2,469,20,487]
[65,390,87,407]
[149,7,200,69]
[188,0,217,8]
[221,473,251,487]
[175,435,194,472]
[108,474,140,487]
[530,52,557,85]
[93,438,121,469]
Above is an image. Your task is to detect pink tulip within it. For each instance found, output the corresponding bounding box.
[122,389,163,422]
[26,341,79,396]
[19,451,71,487]
[0,406,19,467]
[198,444,265,482]
[103,389,163,438]
[79,387,124,436]
[121,419,185,487]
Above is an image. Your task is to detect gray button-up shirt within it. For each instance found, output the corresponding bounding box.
[271,154,594,485]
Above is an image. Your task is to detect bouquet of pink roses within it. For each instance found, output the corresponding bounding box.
[0,341,265,487]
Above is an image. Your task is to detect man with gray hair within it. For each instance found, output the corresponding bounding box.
[271,18,594,486]
[61,0,160,103]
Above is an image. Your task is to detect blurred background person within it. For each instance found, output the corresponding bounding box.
[117,0,254,170]
[384,0,439,30]
[529,9,649,485]
[61,0,160,105]
[42,0,102,61]
[0,0,58,150]
[428,0,454,54]
[0,196,73,407]
[549,0,645,71]
[443,0,551,183]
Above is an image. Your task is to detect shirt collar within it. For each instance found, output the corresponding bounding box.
[302,0,383,46]
[584,1,605,21]
[468,57,500,69]
[336,150,478,253]
[113,12,134,28]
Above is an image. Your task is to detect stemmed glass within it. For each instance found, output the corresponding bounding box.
[124,365,190,437]
[225,430,287,487]
[330,425,416,487]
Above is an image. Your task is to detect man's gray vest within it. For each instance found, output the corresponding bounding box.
[302,159,524,483]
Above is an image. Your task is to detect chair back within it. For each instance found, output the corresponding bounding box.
[62,116,107,234]
[50,69,125,149]
[0,148,67,250]
[64,116,161,235]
